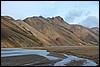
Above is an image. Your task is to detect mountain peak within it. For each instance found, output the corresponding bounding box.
[1,16,15,20]
[91,27,99,29]
[54,16,63,21]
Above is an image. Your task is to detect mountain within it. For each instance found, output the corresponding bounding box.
[1,16,99,48]
[91,27,99,36]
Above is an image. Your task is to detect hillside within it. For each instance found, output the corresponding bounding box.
[1,16,99,48]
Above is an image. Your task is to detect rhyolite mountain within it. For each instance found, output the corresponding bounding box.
[1,16,99,48]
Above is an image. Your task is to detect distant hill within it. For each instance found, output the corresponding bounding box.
[1,16,99,47]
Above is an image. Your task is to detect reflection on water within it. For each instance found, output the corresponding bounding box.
[1,48,97,66]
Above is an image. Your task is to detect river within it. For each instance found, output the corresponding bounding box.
[1,48,97,66]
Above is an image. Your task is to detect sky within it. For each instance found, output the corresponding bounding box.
[1,1,99,28]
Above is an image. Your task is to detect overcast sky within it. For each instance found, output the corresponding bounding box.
[1,1,99,28]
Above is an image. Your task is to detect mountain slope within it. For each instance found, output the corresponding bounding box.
[1,16,99,48]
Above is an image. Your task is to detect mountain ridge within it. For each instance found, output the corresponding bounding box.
[1,16,99,48]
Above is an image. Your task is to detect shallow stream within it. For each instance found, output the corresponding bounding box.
[1,48,97,66]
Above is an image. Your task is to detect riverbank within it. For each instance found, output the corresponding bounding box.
[1,54,62,66]
[24,46,99,65]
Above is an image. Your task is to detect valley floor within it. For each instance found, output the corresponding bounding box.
[1,46,99,66]
[23,46,99,65]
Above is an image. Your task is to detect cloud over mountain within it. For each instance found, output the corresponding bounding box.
[79,16,99,28]
[65,10,90,23]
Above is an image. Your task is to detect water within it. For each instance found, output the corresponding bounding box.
[54,54,97,66]
[1,48,58,60]
[1,48,97,66]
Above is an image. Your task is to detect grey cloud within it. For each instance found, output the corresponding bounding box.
[65,10,90,22]
[84,11,90,16]
[82,10,90,16]
[69,10,82,17]
[79,16,99,28]
[65,10,83,22]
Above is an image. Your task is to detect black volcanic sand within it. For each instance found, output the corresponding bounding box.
[1,54,63,66]
[1,54,58,66]
[65,60,86,66]
[1,52,87,66]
